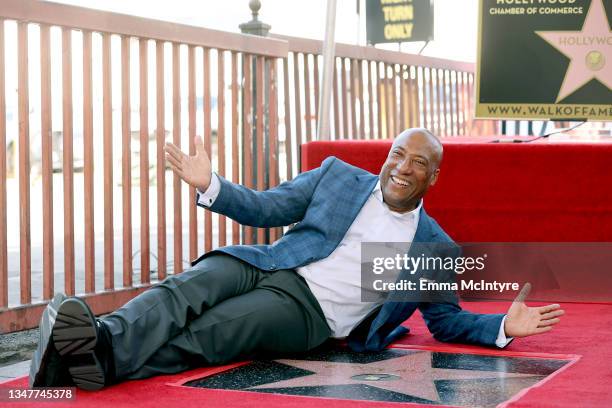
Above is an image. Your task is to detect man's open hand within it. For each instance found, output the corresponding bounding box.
[504,283,564,338]
[164,136,212,191]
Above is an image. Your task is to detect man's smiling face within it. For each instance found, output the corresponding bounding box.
[379,129,442,213]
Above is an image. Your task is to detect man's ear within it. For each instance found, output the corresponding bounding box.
[429,168,440,187]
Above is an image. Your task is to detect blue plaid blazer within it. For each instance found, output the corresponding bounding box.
[194,156,504,351]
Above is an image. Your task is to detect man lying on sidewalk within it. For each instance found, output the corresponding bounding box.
[29,128,564,390]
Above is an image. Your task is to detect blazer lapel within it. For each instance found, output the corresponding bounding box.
[329,174,378,237]
[350,174,378,216]
[413,207,437,244]
[401,208,439,278]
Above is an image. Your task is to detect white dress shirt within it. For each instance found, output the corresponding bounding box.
[197,173,511,346]
[295,180,421,337]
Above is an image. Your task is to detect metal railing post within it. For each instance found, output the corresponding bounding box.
[240,0,271,244]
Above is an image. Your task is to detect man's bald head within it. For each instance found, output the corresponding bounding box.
[379,128,442,213]
[392,128,443,170]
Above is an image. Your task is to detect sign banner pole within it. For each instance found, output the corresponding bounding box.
[317,0,338,141]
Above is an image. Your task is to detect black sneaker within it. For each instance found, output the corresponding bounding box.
[29,293,73,387]
[52,297,106,391]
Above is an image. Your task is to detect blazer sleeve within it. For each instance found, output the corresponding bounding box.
[419,301,505,347]
[417,243,505,347]
[200,156,336,228]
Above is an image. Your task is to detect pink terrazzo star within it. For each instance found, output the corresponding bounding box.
[536,0,612,102]
[248,351,539,403]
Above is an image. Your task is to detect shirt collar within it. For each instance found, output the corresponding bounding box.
[372,180,422,220]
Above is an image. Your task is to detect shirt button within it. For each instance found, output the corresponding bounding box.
[269,265,275,270]
[208,199,212,204]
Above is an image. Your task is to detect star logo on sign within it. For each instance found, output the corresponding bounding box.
[535,0,612,102]
[247,350,538,403]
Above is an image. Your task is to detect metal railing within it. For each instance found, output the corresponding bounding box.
[0,0,490,333]
[276,33,498,181]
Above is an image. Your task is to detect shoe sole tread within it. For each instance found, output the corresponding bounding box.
[52,298,105,391]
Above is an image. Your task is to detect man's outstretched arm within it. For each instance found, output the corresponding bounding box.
[164,136,330,227]
[419,283,564,347]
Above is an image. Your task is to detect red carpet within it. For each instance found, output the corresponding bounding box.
[2,301,611,407]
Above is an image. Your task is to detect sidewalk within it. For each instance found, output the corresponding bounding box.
[0,360,29,382]
[0,327,37,382]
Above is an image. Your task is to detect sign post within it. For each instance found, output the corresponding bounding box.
[317,0,338,141]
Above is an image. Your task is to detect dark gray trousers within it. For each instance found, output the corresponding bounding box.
[101,254,331,380]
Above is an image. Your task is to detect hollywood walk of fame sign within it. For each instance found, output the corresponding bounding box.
[184,346,573,407]
[476,0,611,121]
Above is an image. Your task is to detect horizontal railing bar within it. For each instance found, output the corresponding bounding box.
[272,34,474,72]
[0,286,153,333]
[1,0,288,57]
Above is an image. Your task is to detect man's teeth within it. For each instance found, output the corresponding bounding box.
[391,176,409,186]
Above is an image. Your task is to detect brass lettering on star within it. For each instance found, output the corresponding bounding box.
[558,36,612,46]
